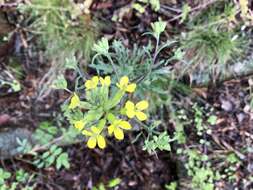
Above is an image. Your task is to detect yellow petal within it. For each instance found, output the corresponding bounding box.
[85,76,99,89]
[125,101,135,110]
[119,121,132,130]
[85,80,92,89]
[97,135,106,149]
[126,109,135,119]
[104,76,111,86]
[74,120,85,131]
[136,100,149,111]
[125,101,135,118]
[114,127,124,140]
[136,111,147,121]
[87,137,96,149]
[91,76,99,86]
[126,83,136,93]
[69,93,80,109]
[108,125,115,135]
[100,76,111,86]
[119,76,129,87]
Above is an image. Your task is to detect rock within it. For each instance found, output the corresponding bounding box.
[221,99,233,112]
[0,114,10,126]
[0,128,33,159]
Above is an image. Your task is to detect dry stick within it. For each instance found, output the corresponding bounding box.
[159,0,219,21]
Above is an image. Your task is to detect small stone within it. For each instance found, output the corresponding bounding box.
[221,100,233,111]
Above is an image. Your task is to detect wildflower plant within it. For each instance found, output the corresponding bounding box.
[63,75,149,149]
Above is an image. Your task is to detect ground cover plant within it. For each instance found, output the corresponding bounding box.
[0,0,253,190]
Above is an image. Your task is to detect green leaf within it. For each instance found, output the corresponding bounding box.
[84,109,104,123]
[97,119,106,131]
[89,62,113,74]
[132,3,145,13]
[143,131,172,153]
[105,90,124,110]
[47,126,58,135]
[107,113,116,123]
[37,162,44,169]
[46,155,56,166]
[207,115,217,125]
[98,183,106,190]
[53,147,63,156]
[56,153,70,170]
[79,101,94,110]
[15,169,29,183]
[180,3,191,23]
[151,20,167,39]
[93,37,109,55]
[227,153,239,164]
[174,48,184,60]
[165,181,177,190]
[51,74,67,89]
[108,178,121,188]
[2,171,11,179]
[42,151,50,159]
[50,145,58,152]
[10,80,21,92]
[65,53,77,69]
[150,0,160,12]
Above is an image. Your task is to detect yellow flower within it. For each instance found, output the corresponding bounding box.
[125,100,149,121]
[116,76,136,93]
[108,119,132,140]
[85,76,99,90]
[82,126,106,149]
[69,93,80,109]
[99,76,111,86]
[73,120,85,131]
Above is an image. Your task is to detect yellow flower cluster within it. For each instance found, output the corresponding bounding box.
[82,126,106,149]
[125,100,149,121]
[68,76,148,149]
[116,76,136,93]
[85,76,111,90]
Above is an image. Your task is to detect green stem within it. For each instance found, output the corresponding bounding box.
[106,54,119,80]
